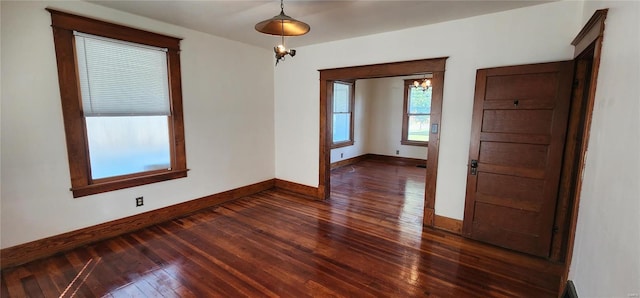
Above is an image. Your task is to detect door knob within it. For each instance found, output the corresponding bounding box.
[470,159,478,175]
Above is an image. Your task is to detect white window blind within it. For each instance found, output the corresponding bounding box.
[74,32,171,117]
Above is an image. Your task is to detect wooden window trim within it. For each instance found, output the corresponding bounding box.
[330,81,355,149]
[401,79,429,147]
[47,9,188,198]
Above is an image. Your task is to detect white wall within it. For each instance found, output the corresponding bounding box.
[0,1,275,249]
[568,1,640,297]
[274,1,581,220]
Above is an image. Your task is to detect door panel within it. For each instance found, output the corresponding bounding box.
[482,110,554,134]
[479,142,548,169]
[471,220,541,255]
[476,173,544,210]
[485,73,559,99]
[463,61,574,257]
[474,203,540,234]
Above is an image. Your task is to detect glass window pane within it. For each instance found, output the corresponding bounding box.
[333,113,351,142]
[408,115,430,142]
[333,83,350,113]
[409,88,432,114]
[86,116,171,179]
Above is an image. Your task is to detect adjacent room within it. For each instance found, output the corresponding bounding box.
[1,1,638,297]
[328,75,431,223]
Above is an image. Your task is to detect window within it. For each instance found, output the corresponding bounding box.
[48,9,188,197]
[331,81,355,148]
[402,79,432,146]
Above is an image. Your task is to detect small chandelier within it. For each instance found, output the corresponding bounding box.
[412,78,432,92]
[255,0,310,65]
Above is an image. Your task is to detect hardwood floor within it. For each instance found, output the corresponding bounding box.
[1,160,563,297]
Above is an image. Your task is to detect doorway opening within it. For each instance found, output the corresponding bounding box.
[318,57,448,227]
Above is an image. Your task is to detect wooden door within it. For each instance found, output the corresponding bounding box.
[462,61,574,257]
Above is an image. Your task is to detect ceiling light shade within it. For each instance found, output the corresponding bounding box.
[256,0,309,65]
[255,11,310,36]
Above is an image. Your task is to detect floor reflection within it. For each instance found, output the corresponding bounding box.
[1,159,563,297]
[329,159,427,295]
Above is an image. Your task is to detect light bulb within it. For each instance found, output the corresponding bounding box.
[276,44,286,53]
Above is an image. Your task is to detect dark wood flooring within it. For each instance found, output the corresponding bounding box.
[1,160,563,297]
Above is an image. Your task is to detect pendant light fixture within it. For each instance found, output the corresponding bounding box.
[412,76,432,92]
[255,0,310,65]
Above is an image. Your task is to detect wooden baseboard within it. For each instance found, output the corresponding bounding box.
[434,215,463,235]
[330,154,368,169]
[423,207,435,226]
[274,179,320,199]
[366,154,427,167]
[330,153,427,170]
[0,179,276,270]
[562,280,578,298]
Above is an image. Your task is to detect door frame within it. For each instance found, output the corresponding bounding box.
[318,57,448,227]
[556,9,608,293]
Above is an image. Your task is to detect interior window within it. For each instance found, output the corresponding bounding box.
[331,81,355,148]
[402,79,431,146]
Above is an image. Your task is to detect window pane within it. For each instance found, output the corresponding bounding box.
[86,116,171,179]
[333,113,351,142]
[333,83,350,113]
[409,87,432,114]
[408,115,430,142]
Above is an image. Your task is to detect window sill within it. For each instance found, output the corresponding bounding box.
[401,140,429,147]
[331,141,354,149]
[71,169,189,198]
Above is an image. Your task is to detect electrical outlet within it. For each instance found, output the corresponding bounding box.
[136,196,143,207]
[396,150,400,155]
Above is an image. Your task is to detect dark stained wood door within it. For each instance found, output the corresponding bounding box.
[463,61,574,257]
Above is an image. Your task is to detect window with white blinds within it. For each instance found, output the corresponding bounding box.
[74,32,171,117]
[49,9,187,197]
[74,32,173,180]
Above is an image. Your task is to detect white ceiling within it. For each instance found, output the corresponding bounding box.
[89,0,554,49]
